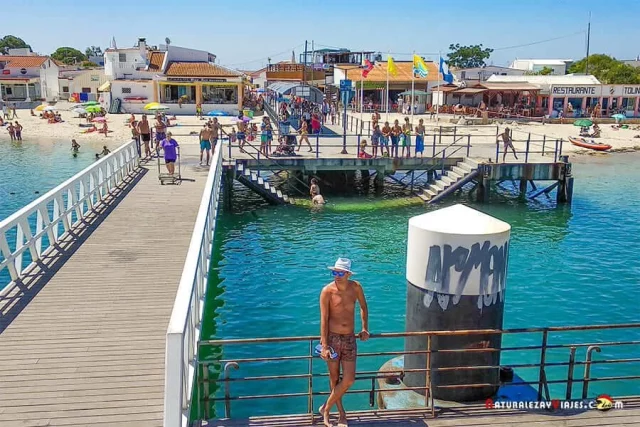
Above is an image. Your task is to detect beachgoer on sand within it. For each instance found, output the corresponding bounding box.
[319,258,369,427]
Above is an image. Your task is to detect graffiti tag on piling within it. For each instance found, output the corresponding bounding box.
[422,240,509,311]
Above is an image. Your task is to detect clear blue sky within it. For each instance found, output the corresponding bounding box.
[4,0,639,69]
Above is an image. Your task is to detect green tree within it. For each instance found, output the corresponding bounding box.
[447,44,493,68]
[0,35,31,55]
[81,61,98,68]
[51,47,87,65]
[525,66,554,76]
[568,54,640,84]
[85,46,103,58]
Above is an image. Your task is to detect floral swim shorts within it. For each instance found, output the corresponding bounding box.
[328,332,357,362]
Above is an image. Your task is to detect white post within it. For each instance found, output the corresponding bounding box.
[386,52,390,122]
[25,83,31,102]
[411,51,415,126]
[436,52,441,122]
[360,51,364,130]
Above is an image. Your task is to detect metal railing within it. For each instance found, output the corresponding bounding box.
[164,144,224,427]
[194,323,640,422]
[0,139,139,293]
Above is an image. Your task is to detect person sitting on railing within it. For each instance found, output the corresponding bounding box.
[497,127,518,162]
[319,258,369,427]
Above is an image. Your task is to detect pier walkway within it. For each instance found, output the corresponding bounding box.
[0,142,208,426]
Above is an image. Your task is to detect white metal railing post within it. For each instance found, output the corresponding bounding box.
[164,146,223,427]
[0,140,140,293]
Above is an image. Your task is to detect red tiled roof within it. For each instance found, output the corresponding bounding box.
[147,52,165,71]
[165,62,240,77]
[0,56,49,68]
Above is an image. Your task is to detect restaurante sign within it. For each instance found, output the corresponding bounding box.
[551,86,596,95]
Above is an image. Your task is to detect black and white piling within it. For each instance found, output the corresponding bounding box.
[404,204,511,402]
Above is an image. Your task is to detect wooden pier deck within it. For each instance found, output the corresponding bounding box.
[210,397,640,426]
[0,147,209,427]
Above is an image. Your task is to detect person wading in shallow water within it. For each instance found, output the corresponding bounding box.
[319,258,369,427]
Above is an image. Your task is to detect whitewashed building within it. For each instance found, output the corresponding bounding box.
[102,38,244,115]
[0,52,60,103]
[509,59,573,76]
[58,69,109,101]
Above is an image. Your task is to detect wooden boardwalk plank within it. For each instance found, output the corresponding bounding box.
[0,149,209,427]
[207,398,640,426]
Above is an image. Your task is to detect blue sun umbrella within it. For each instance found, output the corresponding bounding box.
[612,113,626,122]
[207,110,230,116]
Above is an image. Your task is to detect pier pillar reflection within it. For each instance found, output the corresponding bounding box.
[404,204,511,401]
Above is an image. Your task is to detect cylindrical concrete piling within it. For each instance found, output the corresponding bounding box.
[404,204,511,402]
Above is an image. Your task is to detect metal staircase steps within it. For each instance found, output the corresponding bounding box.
[418,158,481,204]
[235,162,294,205]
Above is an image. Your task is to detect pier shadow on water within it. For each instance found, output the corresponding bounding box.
[0,167,147,334]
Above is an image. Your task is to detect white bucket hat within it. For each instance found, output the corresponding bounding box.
[328,257,354,274]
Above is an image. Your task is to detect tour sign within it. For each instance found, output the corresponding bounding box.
[340,79,352,91]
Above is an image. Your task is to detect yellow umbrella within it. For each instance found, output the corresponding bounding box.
[35,104,47,111]
[144,102,161,110]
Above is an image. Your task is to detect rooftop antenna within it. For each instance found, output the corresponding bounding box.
[585,12,591,75]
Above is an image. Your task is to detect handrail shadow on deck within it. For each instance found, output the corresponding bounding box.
[0,166,148,334]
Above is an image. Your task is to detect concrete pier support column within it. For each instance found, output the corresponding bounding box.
[519,179,527,199]
[476,176,490,203]
[374,170,384,194]
[404,204,511,401]
[556,157,573,205]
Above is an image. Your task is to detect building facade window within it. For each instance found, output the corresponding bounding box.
[161,85,196,103]
[121,87,132,94]
[82,87,91,93]
[202,86,238,104]
[119,53,127,62]
[62,86,69,93]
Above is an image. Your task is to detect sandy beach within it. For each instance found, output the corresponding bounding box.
[2,102,640,160]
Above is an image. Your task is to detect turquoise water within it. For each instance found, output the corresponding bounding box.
[0,138,106,288]
[196,153,640,420]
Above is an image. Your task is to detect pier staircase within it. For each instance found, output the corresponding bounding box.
[235,162,293,205]
[418,158,480,204]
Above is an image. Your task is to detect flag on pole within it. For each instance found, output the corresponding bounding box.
[439,57,454,84]
[361,59,374,78]
[387,56,398,77]
[412,55,429,78]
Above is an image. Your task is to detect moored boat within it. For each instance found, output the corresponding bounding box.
[569,137,612,151]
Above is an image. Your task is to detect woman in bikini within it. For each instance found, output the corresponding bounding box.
[297,120,313,152]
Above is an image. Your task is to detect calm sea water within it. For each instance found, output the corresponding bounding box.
[196,153,640,419]
[0,138,108,288]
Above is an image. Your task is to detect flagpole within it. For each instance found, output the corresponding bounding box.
[436,51,441,123]
[386,51,390,122]
[411,51,415,126]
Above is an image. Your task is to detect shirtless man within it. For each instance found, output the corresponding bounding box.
[210,118,221,153]
[319,258,369,427]
[381,121,391,157]
[497,127,518,162]
[199,124,212,166]
[154,114,166,152]
[137,115,152,159]
[237,120,247,153]
[14,121,23,141]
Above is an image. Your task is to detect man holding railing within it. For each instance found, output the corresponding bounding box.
[319,258,369,427]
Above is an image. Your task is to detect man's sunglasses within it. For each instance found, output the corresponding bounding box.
[332,270,347,277]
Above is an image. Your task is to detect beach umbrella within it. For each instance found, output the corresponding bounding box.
[35,104,48,111]
[82,101,100,106]
[144,102,161,110]
[612,113,626,121]
[232,116,251,123]
[573,119,593,127]
[146,104,169,111]
[92,117,106,123]
[86,105,102,113]
[73,107,87,115]
[206,110,227,116]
